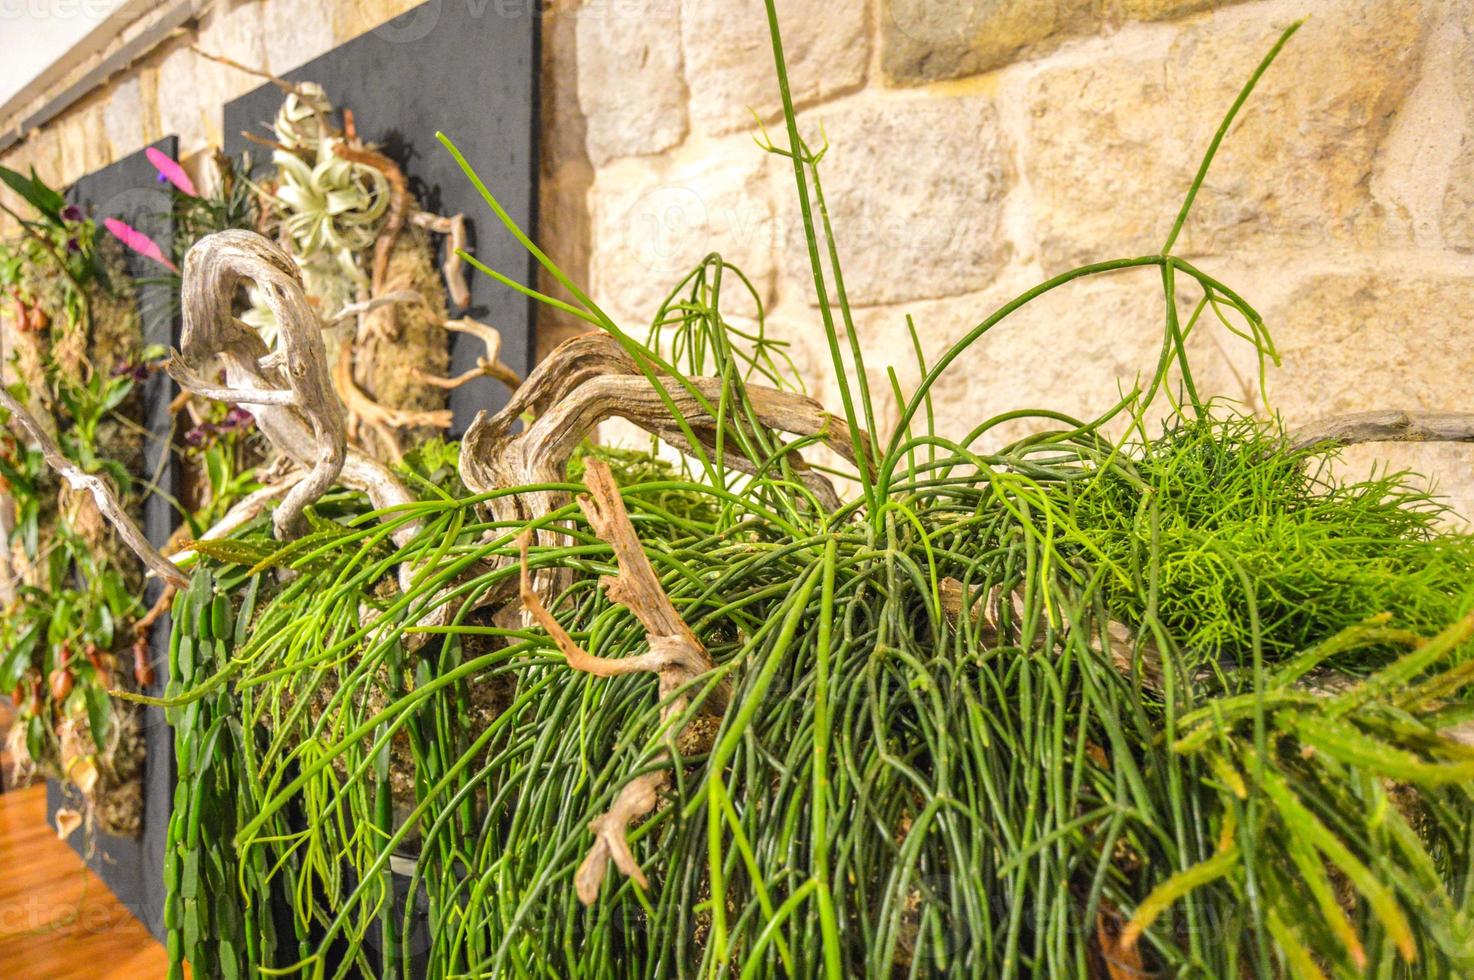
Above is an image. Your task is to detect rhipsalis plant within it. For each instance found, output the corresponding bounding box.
[53,9,1474,980]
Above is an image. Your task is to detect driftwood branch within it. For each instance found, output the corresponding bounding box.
[172,231,418,544]
[325,289,422,327]
[519,457,715,904]
[1290,410,1474,451]
[414,317,523,392]
[461,332,866,556]
[0,388,187,588]
[411,211,471,308]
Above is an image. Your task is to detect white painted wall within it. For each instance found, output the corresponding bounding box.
[0,0,128,110]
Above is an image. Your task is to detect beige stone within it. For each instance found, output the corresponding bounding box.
[1441,7,1474,251]
[1266,273,1474,423]
[1026,0,1426,270]
[1103,0,1233,21]
[541,1,590,172]
[840,267,1253,451]
[538,161,595,356]
[589,144,777,330]
[199,0,268,77]
[681,0,867,137]
[576,0,688,165]
[262,0,335,74]
[331,0,430,43]
[55,101,110,186]
[102,74,147,160]
[775,90,1013,308]
[883,0,1095,84]
[155,45,207,154]
[881,0,1261,84]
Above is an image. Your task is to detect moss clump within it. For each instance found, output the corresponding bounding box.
[1073,412,1474,673]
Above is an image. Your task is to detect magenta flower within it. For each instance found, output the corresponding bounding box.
[103,217,179,274]
[145,147,197,197]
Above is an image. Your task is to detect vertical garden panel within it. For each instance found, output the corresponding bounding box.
[45,135,180,941]
[223,0,540,433]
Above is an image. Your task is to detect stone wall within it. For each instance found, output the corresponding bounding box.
[4,0,1472,517]
[553,0,1474,519]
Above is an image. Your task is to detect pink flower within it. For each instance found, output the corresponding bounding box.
[103,217,179,274]
[145,147,197,197]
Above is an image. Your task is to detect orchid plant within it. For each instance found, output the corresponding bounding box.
[0,165,161,833]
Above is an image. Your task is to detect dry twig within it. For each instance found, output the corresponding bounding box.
[410,211,472,308]
[0,388,186,588]
[414,317,522,392]
[1290,410,1474,452]
[518,457,715,904]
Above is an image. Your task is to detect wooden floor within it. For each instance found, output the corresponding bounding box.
[0,783,170,979]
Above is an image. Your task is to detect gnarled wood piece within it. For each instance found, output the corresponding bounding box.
[0,388,187,588]
[519,458,716,904]
[462,332,867,550]
[1290,410,1474,451]
[414,317,522,392]
[172,231,418,544]
[410,211,471,308]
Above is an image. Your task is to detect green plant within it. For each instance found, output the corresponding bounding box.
[0,168,153,834]
[143,11,1474,980]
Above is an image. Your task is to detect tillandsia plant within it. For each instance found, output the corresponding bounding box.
[226,73,512,461]
[0,164,166,837]
[36,8,1464,980]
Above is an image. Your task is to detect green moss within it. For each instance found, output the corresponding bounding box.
[1073,411,1474,673]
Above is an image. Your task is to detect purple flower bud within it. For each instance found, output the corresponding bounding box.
[60,205,82,223]
[223,406,254,429]
[183,426,208,448]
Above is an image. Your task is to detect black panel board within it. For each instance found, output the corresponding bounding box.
[224,0,539,433]
[46,135,180,942]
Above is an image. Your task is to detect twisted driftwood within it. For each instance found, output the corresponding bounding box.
[171,230,418,543]
[460,331,867,549]
[519,458,717,904]
[1290,410,1474,452]
[0,387,186,588]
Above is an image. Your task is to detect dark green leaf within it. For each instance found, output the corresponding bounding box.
[85,683,111,750]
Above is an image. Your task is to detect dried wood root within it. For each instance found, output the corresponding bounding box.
[414,317,523,392]
[463,331,867,553]
[171,230,419,545]
[0,388,186,588]
[410,211,471,308]
[1290,410,1474,451]
[519,457,715,904]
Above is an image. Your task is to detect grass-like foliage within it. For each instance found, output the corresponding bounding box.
[1076,412,1474,675]
[151,8,1474,979]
